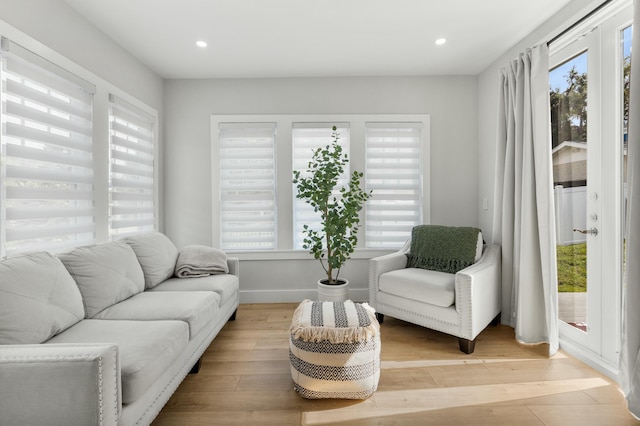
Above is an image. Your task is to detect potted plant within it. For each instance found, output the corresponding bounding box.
[292,126,371,301]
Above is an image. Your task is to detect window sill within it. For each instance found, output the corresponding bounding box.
[226,249,397,261]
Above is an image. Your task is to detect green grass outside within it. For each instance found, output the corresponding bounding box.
[556,242,587,292]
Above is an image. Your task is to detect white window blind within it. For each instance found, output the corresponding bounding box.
[109,94,157,238]
[0,38,96,256]
[292,123,350,250]
[365,122,423,249]
[219,123,277,250]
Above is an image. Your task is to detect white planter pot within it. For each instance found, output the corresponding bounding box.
[317,278,349,302]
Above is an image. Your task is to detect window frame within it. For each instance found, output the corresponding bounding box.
[0,37,97,256]
[218,122,278,251]
[292,122,351,250]
[0,27,159,257]
[365,121,425,249]
[211,114,430,259]
[108,93,158,239]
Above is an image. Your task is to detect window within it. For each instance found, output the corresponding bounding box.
[292,123,350,249]
[211,114,429,253]
[218,123,277,250]
[0,38,96,256]
[109,94,157,238]
[365,122,423,248]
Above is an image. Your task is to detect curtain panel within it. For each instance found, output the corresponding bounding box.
[619,0,640,418]
[492,45,559,355]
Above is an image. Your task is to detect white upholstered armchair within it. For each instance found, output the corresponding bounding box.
[368,226,501,354]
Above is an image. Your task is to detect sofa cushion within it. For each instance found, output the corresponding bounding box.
[92,291,220,338]
[123,232,178,289]
[151,274,239,306]
[58,242,145,318]
[379,268,455,308]
[0,252,84,344]
[47,319,189,404]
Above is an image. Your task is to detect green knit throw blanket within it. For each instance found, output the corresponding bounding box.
[406,225,481,273]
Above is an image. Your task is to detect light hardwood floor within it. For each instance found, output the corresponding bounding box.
[152,303,638,425]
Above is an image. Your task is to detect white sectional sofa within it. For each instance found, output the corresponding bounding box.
[0,232,239,426]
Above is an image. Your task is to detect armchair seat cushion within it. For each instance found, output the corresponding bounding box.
[379,268,455,308]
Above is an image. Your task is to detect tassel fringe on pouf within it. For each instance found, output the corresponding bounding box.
[289,299,381,399]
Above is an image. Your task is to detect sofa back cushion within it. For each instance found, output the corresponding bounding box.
[123,232,178,289]
[58,241,145,317]
[0,251,85,344]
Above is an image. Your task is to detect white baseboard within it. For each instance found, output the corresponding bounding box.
[239,288,370,304]
[559,338,619,382]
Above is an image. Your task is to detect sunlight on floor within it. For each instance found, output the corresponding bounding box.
[380,353,568,369]
[301,376,610,425]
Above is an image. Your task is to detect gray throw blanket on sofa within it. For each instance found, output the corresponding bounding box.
[175,245,228,278]
[406,225,481,273]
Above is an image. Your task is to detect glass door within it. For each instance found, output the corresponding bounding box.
[550,36,602,352]
[550,50,590,331]
[549,1,631,369]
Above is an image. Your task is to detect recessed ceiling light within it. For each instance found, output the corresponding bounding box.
[435,38,447,46]
[196,40,208,48]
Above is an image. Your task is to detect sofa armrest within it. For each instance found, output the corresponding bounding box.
[227,257,239,277]
[0,343,121,426]
[455,244,502,337]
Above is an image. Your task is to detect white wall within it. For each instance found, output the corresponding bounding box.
[0,0,162,109]
[477,0,602,242]
[163,76,478,302]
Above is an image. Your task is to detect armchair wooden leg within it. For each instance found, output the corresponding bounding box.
[490,312,501,326]
[189,357,202,374]
[375,313,384,324]
[458,338,477,354]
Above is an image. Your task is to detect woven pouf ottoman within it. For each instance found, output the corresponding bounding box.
[289,299,381,399]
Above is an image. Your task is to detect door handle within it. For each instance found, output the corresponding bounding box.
[573,227,598,236]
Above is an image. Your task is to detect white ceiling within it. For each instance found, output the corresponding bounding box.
[63,0,574,79]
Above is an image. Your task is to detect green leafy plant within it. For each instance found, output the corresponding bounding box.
[292,126,371,284]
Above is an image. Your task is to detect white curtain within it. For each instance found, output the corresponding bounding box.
[492,45,559,355]
[619,1,640,418]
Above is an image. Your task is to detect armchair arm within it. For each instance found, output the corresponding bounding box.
[455,244,502,338]
[368,245,409,307]
[0,343,121,426]
[227,257,239,277]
